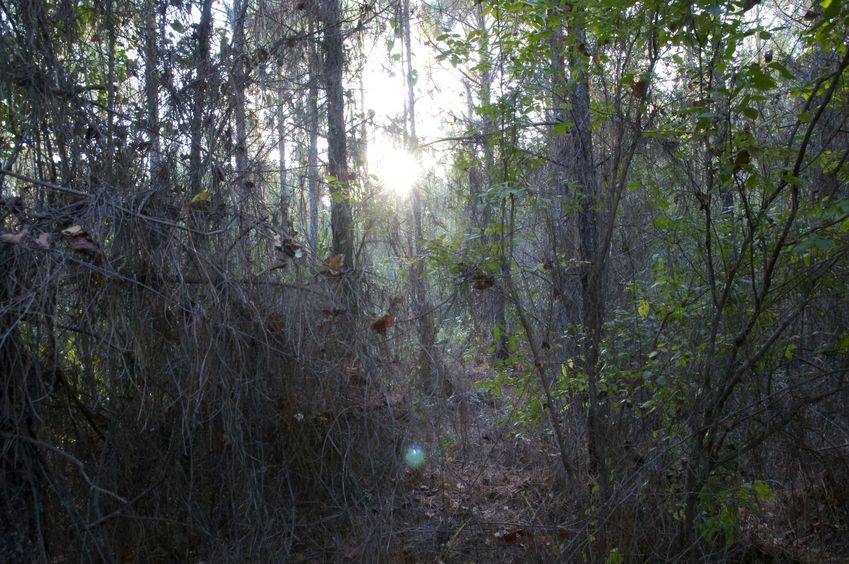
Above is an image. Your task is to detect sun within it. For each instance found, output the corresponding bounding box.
[368,138,421,196]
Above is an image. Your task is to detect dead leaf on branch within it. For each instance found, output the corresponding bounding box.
[371,314,394,335]
[273,233,304,259]
[61,226,104,263]
[322,254,345,274]
[631,75,649,99]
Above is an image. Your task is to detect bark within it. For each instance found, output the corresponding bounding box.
[307,22,320,254]
[401,0,441,393]
[556,15,608,483]
[143,0,161,182]
[231,0,252,242]
[473,7,509,361]
[319,0,354,267]
[277,79,290,231]
[547,23,578,347]
[189,0,213,198]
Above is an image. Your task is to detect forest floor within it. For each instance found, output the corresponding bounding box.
[375,365,849,564]
[393,394,569,561]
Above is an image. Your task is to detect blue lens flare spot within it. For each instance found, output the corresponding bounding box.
[404,446,426,468]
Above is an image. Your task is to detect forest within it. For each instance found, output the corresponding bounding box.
[1,0,848,561]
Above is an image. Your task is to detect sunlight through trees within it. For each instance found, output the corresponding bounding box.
[2,0,849,560]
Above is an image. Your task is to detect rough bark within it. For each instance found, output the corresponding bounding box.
[231,0,252,249]
[143,0,161,182]
[189,0,213,198]
[319,0,354,267]
[277,79,290,231]
[307,23,320,254]
[559,16,608,483]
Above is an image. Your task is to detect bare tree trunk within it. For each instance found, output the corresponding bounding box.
[143,0,161,183]
[401,0,441,393]
[547,23,577,348]
[189,0,213,198]
[307,22,320,255]
[472,7,508,361]
[277,79,290,231]
[231,0,252,265]
[557,18,608,484]
[319,0,354,268]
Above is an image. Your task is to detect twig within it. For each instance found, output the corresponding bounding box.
[2,432,127,504]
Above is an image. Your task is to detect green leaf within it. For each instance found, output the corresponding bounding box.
[741,106,759,120]
[836,332,849,353]
[638,298,650,318]
[749,64,777,90]
[552,122,571,136]
[188,190,212,209]
[768,61,795,80]
[753,481,772,498]
[783,344,796,360]
[822,0,841,18]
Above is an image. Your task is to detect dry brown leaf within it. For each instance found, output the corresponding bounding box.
[631,75,649,99]
[323,253,344,274]
[371,314,394,335]
[497,526,531,543]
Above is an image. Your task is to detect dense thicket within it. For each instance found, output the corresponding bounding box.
[1,0,848,561]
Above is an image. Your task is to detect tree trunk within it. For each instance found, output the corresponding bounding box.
[307,22,320,255]
[473,7,509,361]
[143,0,161,182]
[189,0,213,198]
[319,0,354,267]
[277,79,290,231]
[557,16,608,483]
[231,0,252,264]
[401,0,441,393]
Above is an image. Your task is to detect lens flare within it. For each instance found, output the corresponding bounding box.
[404,445,426,469]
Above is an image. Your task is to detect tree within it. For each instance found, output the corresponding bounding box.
[318,0,354,267]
